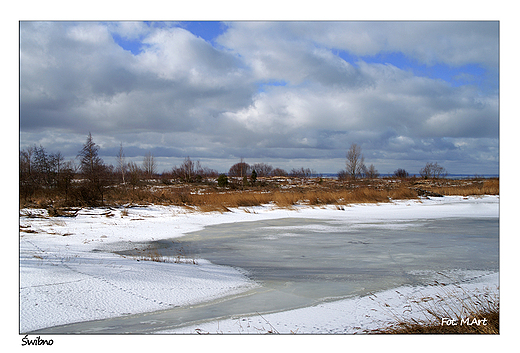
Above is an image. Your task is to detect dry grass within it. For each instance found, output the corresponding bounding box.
[374,277,499,334]
[20,177,498,212]
[418,178,499,197]
[124,246,198,265]
[383,310,499,334]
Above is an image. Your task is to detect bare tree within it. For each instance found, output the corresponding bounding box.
[127,162,142,189]
[289,167,314,178]
[365,164,379,179]
[252,163,273,177]
[20,147,35,200]
[229,158,251,189]
[394,168,409,178]
[420,162,447,179]
[57,160,76,201]
[33,145,53,187]
[271,168,288,177]
[117,143,127,184]
[142,151,157,179]
[20,145,75,201]
[171,157,217,183]
[345,143,366,179]
[179,156,195,182]
[228,158,251,177]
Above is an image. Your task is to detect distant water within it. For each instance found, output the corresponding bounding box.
[318,173,499,179]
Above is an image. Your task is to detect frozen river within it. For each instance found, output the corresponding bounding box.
[34,213,498,334]
[176,216,498,299]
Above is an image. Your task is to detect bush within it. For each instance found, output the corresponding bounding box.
[217,174,229,187]
[250,170,257,184]
[394,168,409,178]
[337,170,349,181]
[289,167,314,178]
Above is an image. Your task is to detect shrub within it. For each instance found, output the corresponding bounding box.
[289,167,314,178]
[271,168,288,177]
[217,174,229,187]
[394,168,409,178]
[365,164,379,179]
[337,169,349,181]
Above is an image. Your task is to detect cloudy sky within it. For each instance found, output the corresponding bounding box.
[19,21,499,175]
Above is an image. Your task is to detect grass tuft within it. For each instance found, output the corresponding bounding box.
[373,275,499,334]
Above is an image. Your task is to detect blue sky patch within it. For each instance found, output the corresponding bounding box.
[112,34,144,55]
[180,21,226,43]
[337,49,492,90]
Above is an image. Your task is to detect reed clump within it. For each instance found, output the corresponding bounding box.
[374,277,499,334]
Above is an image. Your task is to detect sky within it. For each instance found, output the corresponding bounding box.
[19,21,499,175]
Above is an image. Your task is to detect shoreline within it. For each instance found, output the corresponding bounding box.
[162,271,499,334]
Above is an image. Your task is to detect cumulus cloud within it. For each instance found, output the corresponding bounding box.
[19,21,499,174]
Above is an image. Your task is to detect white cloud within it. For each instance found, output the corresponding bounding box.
[108,21,151,40]
[289,21,498,68]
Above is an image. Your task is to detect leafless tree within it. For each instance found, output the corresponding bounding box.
[252,163,273,177]
[394,168,409,178]
[20,145,76,201]
[345,143,366,179]
[365,164,379,179]
[289,167,314,178]
[420,162,447,179]
[117,143,127,184]
[20,147,36,200]
[229,158,251,189]
[180,156,196,182]
[142,151,157,179]
[228,159,251,177]
[127,162,142,189]
[170,157,218,183]
[271,168,288,177]
[57,160,76,201]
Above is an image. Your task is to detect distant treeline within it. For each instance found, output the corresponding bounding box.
[21,134,491,207]
[19,134,319,206]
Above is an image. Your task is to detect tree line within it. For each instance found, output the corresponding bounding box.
[338,143,447,180]
[20,133,116,205]
[20,135,448,206]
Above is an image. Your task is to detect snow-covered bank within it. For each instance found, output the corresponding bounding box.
[19,196,499,333]
[163,271,499,334]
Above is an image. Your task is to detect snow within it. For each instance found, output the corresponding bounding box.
[164,271,498,334]
[19,196,499,334]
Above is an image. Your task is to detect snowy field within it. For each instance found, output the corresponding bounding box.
[19,196,499,334]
